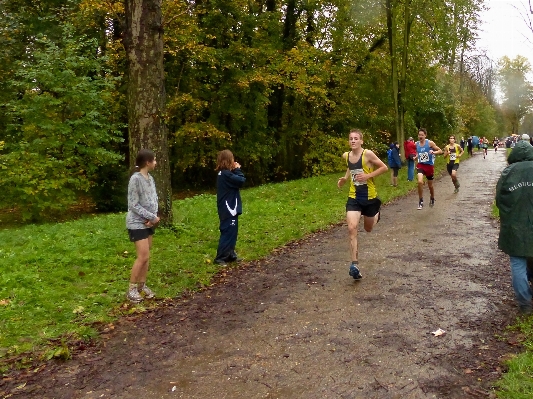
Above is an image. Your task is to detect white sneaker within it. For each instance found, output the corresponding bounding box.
[140,284,155,299]
[127,287,143,303]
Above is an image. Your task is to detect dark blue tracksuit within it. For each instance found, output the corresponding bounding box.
[215,168,245,263]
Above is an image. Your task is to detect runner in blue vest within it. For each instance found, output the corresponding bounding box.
[416,128,443,210]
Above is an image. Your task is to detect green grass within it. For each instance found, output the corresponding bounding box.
[496,318,533,398]
[0,153,458,370]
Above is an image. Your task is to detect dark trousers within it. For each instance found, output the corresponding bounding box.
[215,216,239,262]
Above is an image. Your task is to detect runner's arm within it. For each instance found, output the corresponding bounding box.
[337,152,350,188]
[429,141,443,155]
[338,168,351,188]
[442,145,449,157]
[355,150,388,183]
[457,145,464,157]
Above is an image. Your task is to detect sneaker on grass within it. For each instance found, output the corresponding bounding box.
[127,287,143,303]
[139,284,155,299]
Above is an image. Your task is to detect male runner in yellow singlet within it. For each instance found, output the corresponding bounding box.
[442,135,464,193]
[337,129,388,280]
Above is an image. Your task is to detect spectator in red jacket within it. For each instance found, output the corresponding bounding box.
[403,137,417,181]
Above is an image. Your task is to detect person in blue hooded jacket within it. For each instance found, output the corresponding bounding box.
[214,149,246,266]
[496,139,533,314]
[387,142,402,187]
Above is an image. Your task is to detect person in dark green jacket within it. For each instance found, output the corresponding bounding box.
[496,140,533,314]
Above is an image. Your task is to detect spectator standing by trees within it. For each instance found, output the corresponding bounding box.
[467,137,473,156]
[403,137,417,181]
[387,142,402,186]
[126,149,160,303]
[214,150,246,266]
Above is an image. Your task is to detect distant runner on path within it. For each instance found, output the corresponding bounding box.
[442,135,464,193]
[415,128,443,210]
[337,129,388,280]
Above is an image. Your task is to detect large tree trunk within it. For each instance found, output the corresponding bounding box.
[124,0,173,224]
[398,0,413,155]
[386,0,401,148]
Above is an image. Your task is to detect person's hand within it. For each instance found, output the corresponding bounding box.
[145,216,160,228]
[337,176,347,188]
[355,172,368,183]
[233,161,241,169]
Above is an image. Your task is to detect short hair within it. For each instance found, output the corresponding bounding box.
[418,128,427,135]
[135,149,155,169]
[216,149,234,171]
[349,129,363,140]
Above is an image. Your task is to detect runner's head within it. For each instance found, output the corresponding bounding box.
[348,129,363,149]
[448,135,455,144]
[418,128,427,141]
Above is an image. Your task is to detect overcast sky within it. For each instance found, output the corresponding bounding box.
[477,0,533,65]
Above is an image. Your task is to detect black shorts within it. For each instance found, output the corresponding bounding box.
[346,197,381,217]
[391,167,399,177]
[128,228,155,242]
[446,163,459,175]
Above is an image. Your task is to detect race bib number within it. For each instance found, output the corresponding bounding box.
[418,152,430,163]
[350,168,366,186]
[449,153,456,161]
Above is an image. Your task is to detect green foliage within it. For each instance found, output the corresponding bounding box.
[0,26,123,220]
[497,56,533,135]
[89,164,129,212]
[0,0,500,199]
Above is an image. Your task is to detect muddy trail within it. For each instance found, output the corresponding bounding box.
[1,149,524,399]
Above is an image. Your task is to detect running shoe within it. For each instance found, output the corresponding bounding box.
[214,259,228,266]
[140,284,155,299]
[429,198,435,207]
[349,262,362,280]
[127,287,143,303]
[417,201,423,210]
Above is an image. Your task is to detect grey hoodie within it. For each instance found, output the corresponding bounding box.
[126,172,158,230]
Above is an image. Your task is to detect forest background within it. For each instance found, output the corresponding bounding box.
[0,0,532,221]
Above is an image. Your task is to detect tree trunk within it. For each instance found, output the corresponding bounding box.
[398,0,412,155]
[386,0,400,148]
[124,0,173,225]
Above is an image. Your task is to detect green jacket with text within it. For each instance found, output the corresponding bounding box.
[496,140,533,258]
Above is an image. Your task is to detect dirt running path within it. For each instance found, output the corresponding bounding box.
[2,149,522,399]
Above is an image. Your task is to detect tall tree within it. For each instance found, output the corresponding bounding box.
[497,56,533,135]
[124,0,172,224]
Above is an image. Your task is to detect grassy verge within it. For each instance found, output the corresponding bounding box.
[0,153,449,371]
[496,319,533,398]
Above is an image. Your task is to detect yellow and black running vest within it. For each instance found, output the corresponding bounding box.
[445,144,461,164]
[346,150,378,200]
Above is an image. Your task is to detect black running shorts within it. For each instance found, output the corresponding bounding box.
[346,197,381,217]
